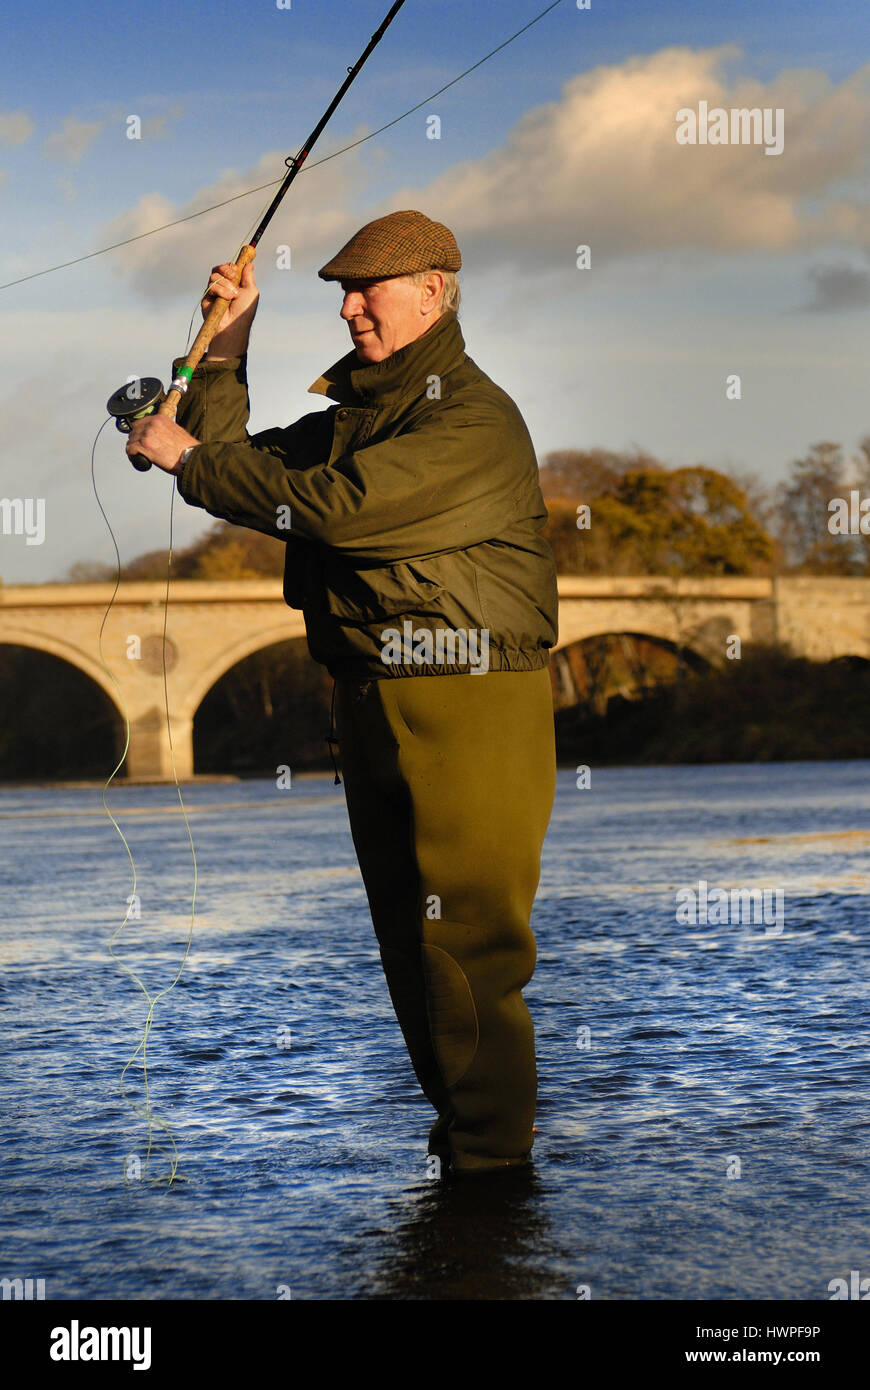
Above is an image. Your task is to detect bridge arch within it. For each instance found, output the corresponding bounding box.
[178,620,310,723]
[191,632,332,774]
[550,629,712,715]
[554,627,712,667]
[0,634,125,779]
[0,626,126,721]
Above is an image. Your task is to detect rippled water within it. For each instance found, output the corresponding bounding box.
[1,762,869,1300]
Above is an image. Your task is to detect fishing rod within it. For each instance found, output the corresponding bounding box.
[107,0,408,470]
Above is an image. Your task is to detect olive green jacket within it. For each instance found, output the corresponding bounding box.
[175,309,558,681]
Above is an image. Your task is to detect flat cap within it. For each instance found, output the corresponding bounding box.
[318,209,461,281]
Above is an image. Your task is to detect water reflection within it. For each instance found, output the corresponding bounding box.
[363,1168,567,1300]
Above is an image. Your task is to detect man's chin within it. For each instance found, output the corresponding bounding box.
[353,340,386,364]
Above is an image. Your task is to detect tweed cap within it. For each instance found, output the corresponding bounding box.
[318,209,461,281]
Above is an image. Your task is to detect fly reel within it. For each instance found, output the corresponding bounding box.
[106,377,165,471]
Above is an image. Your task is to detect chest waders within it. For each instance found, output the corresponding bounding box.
[335,666,556,1174]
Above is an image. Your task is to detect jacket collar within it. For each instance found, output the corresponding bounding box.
[308,310,466,408]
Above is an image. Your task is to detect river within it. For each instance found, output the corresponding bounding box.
[1,762,868,1299]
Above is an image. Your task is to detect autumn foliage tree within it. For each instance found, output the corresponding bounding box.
[102,522,285,582]
[541,450,776,576]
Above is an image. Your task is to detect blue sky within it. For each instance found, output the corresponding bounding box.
[3,0,870,580]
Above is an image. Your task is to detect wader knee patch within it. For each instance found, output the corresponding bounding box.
[421,942,480,1088]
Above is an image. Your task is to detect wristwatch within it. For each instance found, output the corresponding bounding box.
[177,445,197,472]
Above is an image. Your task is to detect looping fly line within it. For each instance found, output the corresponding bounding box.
[91,420,197,1188]
[0,0,568,293]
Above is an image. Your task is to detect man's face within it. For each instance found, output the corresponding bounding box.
[339,274,441,363]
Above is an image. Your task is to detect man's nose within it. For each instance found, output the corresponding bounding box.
[341,292,366,321]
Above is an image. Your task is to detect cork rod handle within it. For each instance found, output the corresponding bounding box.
[158,243,257,418]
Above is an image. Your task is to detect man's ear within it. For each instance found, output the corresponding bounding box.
[422,271,444,316]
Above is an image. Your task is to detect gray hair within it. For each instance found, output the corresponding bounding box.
[406,268,461,316]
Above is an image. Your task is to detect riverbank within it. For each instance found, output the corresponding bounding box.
[556,647,870,764]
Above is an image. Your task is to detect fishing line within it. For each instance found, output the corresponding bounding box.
[91,419,196,1189]
[183,301,200,355]
[0,0,569,293]
[88,0,420,1186]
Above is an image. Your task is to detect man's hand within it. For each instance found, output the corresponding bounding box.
[127,416,200,475]
[203,256,259,360]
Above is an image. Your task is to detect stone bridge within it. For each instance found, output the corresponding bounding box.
[2,575,868,779]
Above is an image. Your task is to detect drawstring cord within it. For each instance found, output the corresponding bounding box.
[327,679,342,785]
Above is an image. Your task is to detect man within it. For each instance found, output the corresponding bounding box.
[128,209,559,1176]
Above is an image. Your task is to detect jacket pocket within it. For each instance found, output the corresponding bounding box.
[320,557,445,623]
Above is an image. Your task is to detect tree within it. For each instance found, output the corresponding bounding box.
[543,461,775,576]
[538,447,662,502]
[80,521,289,582]
[767,447,850,572]
[62,561,117,583]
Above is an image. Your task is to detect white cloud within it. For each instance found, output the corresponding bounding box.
[102,136,376,301]
[382,46,870,268]
[141,103,186,140]
[0,109,34,145]
[100,47,870,305]
[43,117,103,164]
